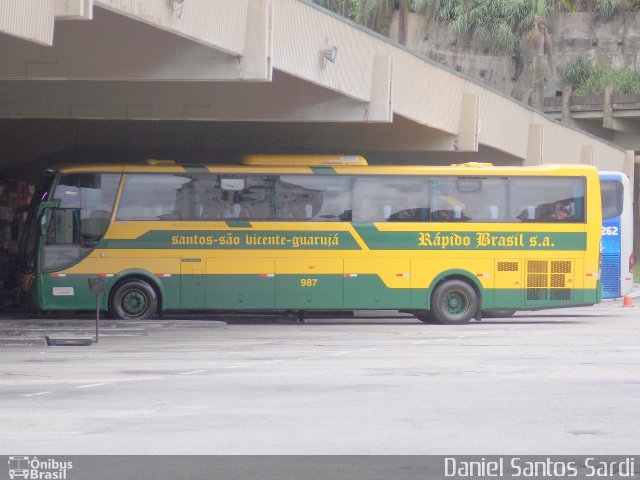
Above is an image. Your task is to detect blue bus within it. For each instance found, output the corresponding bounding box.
[600,171,634,299]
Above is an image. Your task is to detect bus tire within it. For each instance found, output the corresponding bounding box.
[482,309,516,318]
[109,279,158,320]
[431,279,478,325]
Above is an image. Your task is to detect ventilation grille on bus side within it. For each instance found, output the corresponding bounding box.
[497,262,519,272]
[526,260,573,302]
[601,253,621,297]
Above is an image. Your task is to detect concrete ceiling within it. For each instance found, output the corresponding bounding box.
[0,0,630,182]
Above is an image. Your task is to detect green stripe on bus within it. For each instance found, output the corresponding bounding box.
[39,274,181,311]
[484,288,600,309]
[225,221,252,228]
[36,273,600,313]
[100,230,360,250]
[353,224,587,250]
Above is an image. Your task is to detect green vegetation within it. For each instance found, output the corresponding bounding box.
[313,0,402,36]
[562,56,640,94]
[313,0,640,52]
[593,0,638,20]
[416,0,537,54]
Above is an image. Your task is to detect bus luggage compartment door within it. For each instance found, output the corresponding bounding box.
[494,259,523,309]
[274,258,343,309]
[343,258,411,309]
[206,257,275,309]
[180,258,205,309]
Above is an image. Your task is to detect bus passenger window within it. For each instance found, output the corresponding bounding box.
[353,176,428,222]
[432,177,507,223]
[510,177,585,223]
[276,176,350,221]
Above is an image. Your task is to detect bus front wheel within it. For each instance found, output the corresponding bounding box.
[109,279,158,320]
[431,279,478,325]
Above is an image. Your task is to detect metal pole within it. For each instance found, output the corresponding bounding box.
[95,294,99,343]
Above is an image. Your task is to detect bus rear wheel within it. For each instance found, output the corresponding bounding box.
[431,279,478,325]
[109,279,158,320]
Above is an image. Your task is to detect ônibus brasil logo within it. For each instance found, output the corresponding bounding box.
[8,457,73,480]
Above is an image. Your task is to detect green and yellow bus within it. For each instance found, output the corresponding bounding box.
[19,156,602,324]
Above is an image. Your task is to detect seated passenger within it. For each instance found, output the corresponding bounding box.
[389,208,421,221]
[549,199,574,220]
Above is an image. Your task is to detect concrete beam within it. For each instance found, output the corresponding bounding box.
[366,55,393,122]
[580,145,594,165]
[0,0,55,46]
[0,8,243,81]
[602,85,640,133]
[456,94,478,152]
[55,0,93,19]
[525,124,543,166]
[0,73,395,122]
[239,0,273,81]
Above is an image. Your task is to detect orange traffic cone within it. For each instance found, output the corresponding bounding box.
[622,296,634,307]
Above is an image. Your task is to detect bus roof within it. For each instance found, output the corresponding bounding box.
[242,155,368,166]
[50,161,600,177]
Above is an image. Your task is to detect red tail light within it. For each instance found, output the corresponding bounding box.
[629,252,635,273]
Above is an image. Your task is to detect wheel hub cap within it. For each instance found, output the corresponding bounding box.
[122,290,147,316]
[444,290,467,316]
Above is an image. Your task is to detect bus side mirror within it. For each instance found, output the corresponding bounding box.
[88,276,105,295]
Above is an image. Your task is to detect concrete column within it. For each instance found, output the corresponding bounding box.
[562,87,573,126]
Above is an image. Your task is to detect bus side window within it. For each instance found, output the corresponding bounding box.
[353,176,428,222]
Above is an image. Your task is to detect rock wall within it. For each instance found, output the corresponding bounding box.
[390,11,640,107]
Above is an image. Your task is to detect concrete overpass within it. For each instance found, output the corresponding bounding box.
[0,0,632,180]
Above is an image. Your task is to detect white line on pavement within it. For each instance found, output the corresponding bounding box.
[20,391,52,397]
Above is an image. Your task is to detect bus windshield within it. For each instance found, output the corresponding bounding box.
[601,179,623,220]
[42,173,121,270]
